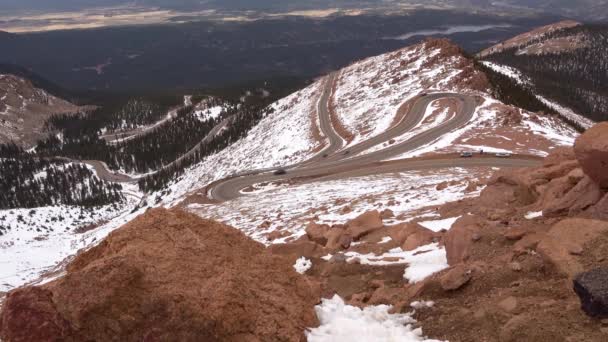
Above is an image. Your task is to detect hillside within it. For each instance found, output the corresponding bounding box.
[479,23,608,124]
[0,73,79,148]
[0,36,580,299]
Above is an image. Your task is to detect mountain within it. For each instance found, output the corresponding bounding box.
[0,73,80,147]
[479,22,608,124]
[1,33,605,341]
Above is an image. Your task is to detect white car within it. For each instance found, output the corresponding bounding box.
[495,152,512,158]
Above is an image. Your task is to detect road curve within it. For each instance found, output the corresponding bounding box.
[206,88,540,202]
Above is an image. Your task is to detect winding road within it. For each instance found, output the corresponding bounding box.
[206,75,541,202]
[83,73,541,199]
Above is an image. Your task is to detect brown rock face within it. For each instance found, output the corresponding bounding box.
[440,264,472,291]
[543,176,604,217]
[0,209,319,342]
[536,218,608,277]
[444,216,481,266]
[306,222,330,245]
[574,122,608,189]
[346,210,384,240]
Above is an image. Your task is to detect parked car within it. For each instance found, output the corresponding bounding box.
[495,152,512,158]
[460,151,474,158]
[273,169,287,175]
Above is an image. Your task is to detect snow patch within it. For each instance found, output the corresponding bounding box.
[294,257,312,274]
[307,295,443,342]
[418,216,461,232]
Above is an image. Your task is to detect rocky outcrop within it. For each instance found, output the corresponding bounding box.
[574,122,608,189]
[0,209,319,342]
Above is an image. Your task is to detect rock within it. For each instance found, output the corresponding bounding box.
[346,210,384,240]
[439,264,472,291]
[0,287,75,341]
[444,216,481,265]
[325,229,352,251]
[387,223,422,245]
[436,181,449,191]
[305,222,330,245]
[504,227,527,241]
[0,209,320,341]
[509,262,522,272]
[380,209,395,219]
[266,229,288,241]
[543,176,603,217]
[537,218,608,277]
[402,228,437,251]
[574,122,608,189]
[269,240,326,259]
[498,296,518,313]
[574,267,608,318]
[589,193,608,220]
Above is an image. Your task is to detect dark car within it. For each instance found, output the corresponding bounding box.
[273,169,287,175]
[420,92,428,97]
[343,150,350,156]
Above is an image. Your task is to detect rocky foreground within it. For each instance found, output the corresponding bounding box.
[1,123,608,341]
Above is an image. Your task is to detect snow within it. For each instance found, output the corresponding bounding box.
[189,167,489,244]
[0,182,143,292]
[378,236,393,244]
[158,79,324,205]
[343,243,449,283]
[194,106,223,122]
[294,257,312,274]
[410,301,435,310]
[418,216,461,232]
[334,42,468,147]
[525,211,543,219]
[307,295,443,342]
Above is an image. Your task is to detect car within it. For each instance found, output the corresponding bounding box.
[343,150,350,156]
[495,152,512,158]
[273,169,287,175]
[420,92,428,97]
[460,151,474,158]
[322,153,328,158]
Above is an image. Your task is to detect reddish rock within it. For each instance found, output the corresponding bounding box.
[444,217,480,265]
[440,264,472,291]
[574,122,608,188]
[325,229,352,251]
[305,222,330,245]
[536,218,608,277]
[589,193,608,220]
[346,210,384,240]
[380,209,395,219]
[402,229,437,251]
[543,176,603,217]
[0,287,75,341]
[387,223,422,245]
[1,209,320,341]
[504,227,527,241]
[269,240,326,259]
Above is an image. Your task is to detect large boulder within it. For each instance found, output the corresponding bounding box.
[574,122,608,189]
[536,218,608,277]
[444,216,481,266]
[0,209,320,342]
[346,210,384,240]
[574,267,608,318]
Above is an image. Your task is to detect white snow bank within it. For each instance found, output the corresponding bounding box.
[294,257,313,274]
[307,295,443,342]
[343,243,449,284]
[418,216,461,232]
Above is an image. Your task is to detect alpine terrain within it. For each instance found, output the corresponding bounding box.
[0,18,607,342]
